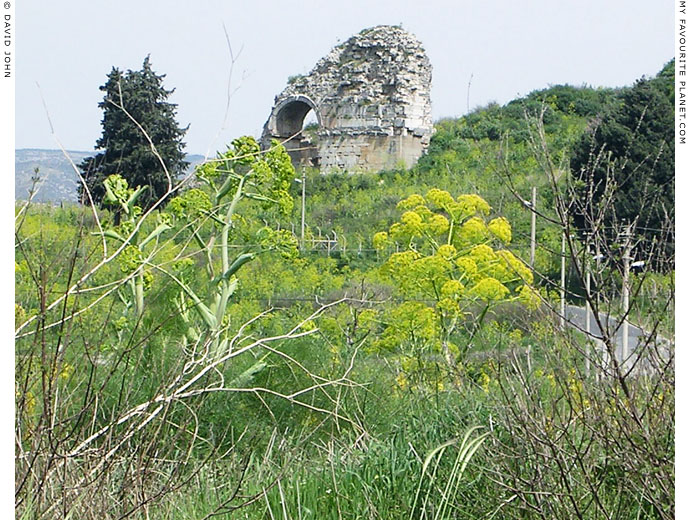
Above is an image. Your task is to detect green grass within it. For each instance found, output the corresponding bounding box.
[15,77,674,519]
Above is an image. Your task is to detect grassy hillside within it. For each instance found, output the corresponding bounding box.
[15,70,674,520]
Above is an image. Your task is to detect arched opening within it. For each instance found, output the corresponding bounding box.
[271,96,321,168]
[302,110,319,139]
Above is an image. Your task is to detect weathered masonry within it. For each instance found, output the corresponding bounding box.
[261,25,433,173]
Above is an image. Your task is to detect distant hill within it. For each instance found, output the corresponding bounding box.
[15,149,92,203]
[15,149,207,203]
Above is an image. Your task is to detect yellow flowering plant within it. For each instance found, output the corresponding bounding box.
[373,190,538,384]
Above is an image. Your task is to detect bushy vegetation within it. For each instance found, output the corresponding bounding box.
[15,65,674,519]
[570,60,675,270]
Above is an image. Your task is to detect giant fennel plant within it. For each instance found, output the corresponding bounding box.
[97,136,298,360]
[372,189,540,387]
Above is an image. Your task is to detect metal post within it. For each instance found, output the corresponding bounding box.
[530,187,537,268]
[300,168,306,249]
[622,224,632,368]
[560,231,566,329]
[585,233,591,377]
[595,238,604,380]
[595,239,601,307]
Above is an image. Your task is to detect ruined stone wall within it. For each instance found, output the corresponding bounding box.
[261,25,433,173]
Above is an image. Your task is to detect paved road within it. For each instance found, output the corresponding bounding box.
[563,305,671,375]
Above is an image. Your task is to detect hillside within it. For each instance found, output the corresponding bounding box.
[264,83,622,277]
[15,149,206,203]
[15,65,675,519]
[15,149,93,203]
[14,84,622,209]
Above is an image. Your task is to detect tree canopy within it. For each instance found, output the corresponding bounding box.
[570,60,674,268]
[79,56,188,210]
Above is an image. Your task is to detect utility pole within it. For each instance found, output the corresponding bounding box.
[621,224,632,368]
[595,239,601,308]
[594,237,605,379]
[585,232,591,377]
[300,168,306,249]
[530,186,537,268]
[560,231,566,329]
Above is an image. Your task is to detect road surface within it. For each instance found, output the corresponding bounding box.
[563,304,671,375]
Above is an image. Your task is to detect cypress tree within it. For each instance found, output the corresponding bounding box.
[79,56,188,210]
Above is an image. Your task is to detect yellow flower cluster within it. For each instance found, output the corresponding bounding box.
[441,279,465,298]
[459,217,489,244]
[396,193,426,210]
[424,189,492,223]
[384,191,511,256]
[425,188,456,209]
[389,204,450,244]
[373,231,390,251]
[400,211,424,235]
[517,284,542,310]
[455,194,491,218]
[455,257,478,283]
[488,217,512,243]
[409,255,453,294]
[467,277,510,301]
[495,250,534,285]
[372,190,543,389]
[381,250,421,292]
[436,244,457,260]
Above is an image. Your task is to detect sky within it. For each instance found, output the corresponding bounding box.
[16,0,674,157]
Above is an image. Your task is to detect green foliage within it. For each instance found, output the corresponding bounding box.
[79,56,188,209]
[15,138,307,518]
[371,190,535,387]
[162,137,299,353]
[571,60,675,268]
[15,62,674,519]
[98,173,173,318]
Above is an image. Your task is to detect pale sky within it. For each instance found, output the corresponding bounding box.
[16,0,674,156]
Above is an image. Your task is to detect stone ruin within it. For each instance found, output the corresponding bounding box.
[261,25,433,173]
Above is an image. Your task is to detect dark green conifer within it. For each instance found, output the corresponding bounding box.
[79,56,188,210]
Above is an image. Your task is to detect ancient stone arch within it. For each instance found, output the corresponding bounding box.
[261,25,433,173]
